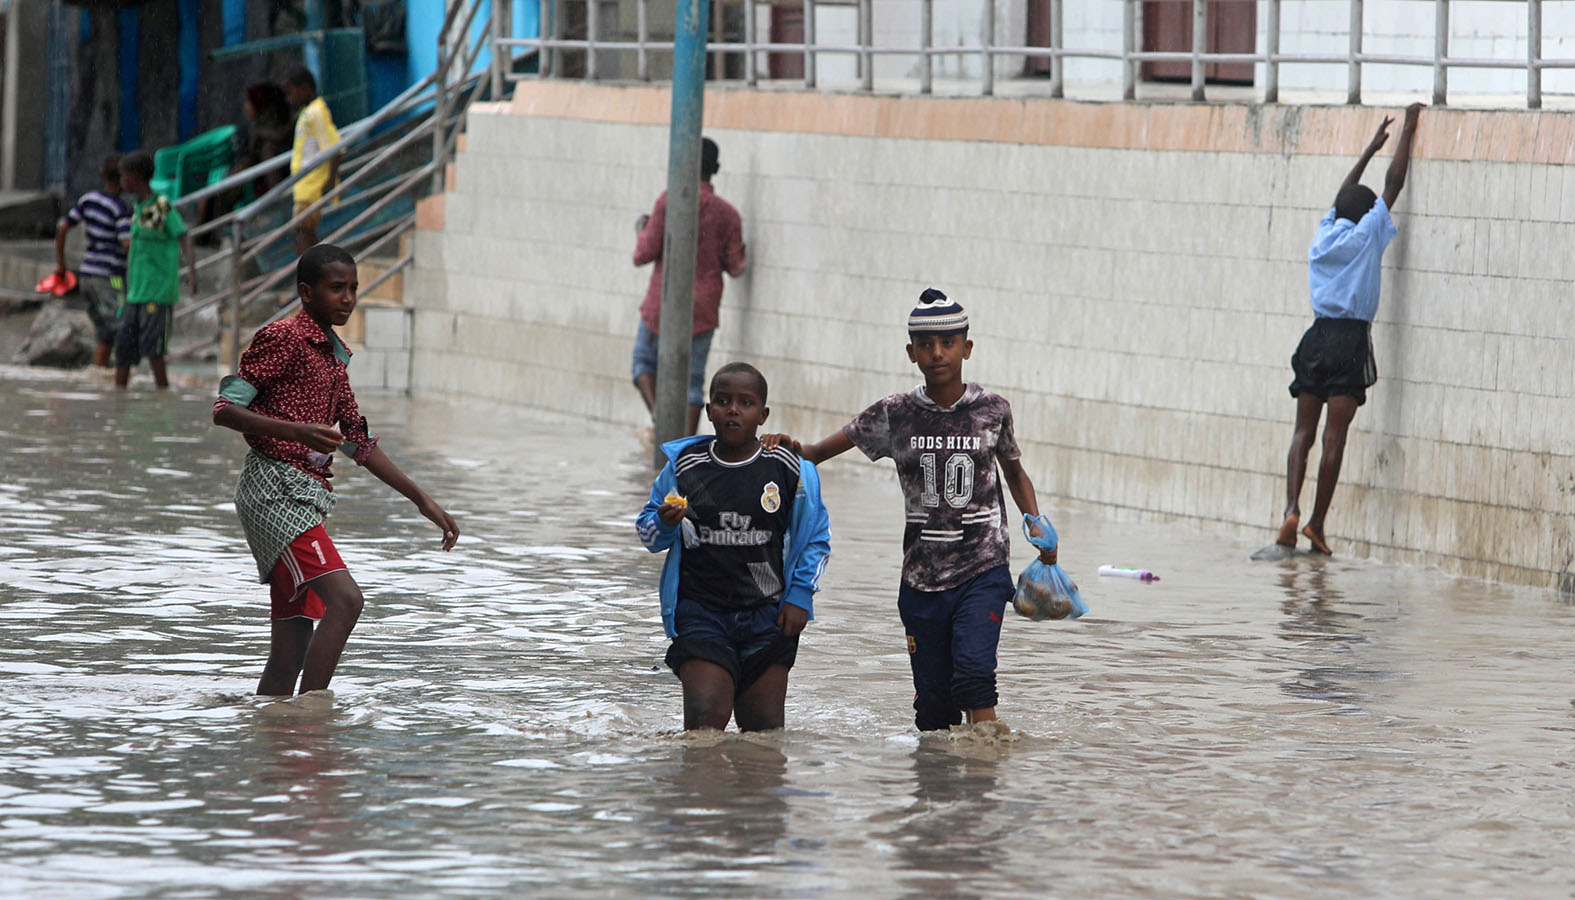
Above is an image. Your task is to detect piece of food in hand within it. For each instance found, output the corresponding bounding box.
[663,493,688,508]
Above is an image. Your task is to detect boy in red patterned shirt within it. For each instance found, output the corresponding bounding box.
[213,244,458,696]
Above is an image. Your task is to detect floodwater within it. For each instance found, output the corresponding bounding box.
[1,367,1571,900]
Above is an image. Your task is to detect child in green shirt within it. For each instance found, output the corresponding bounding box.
[115,150,196,390]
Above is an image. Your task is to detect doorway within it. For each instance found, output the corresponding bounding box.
[1140,0,1255,84]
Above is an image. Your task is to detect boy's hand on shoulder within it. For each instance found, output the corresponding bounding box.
[418,496,459,551]
[294,423,344,453]
[777,603,809,638]
[759,433,801,455]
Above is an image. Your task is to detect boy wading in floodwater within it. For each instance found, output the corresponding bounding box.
[213,244,459,696]
[638,363,831,731]
[764,290,1058,733]
[1279,103,1423,556]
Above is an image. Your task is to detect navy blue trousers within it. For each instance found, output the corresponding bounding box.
[897,564,1013,731]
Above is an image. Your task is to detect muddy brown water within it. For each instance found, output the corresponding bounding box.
[1,368,1571,898]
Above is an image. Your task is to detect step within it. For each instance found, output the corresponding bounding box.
[357,254,405,303]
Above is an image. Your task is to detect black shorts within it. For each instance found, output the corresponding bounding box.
[1289,317,1376,406]
[115,302,174,367]
[665,599,799,694]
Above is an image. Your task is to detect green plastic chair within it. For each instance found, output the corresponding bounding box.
[150,125,240,200]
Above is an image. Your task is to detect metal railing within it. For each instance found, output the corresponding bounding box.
[491,0,1575,109]
[168,0,501,370]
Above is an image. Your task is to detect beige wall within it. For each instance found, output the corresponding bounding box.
[407,83,1574,590]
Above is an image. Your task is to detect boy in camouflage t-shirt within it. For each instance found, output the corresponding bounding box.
[765,289,1058,731]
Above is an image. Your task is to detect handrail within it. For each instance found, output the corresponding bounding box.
[500,0,1574,109]
[169,0,495,370]
[176,70,441,219]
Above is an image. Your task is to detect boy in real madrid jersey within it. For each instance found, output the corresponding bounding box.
[638,363,832,732]
[764,289,1059,733]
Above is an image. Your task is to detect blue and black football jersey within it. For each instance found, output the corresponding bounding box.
[674,442,801,611]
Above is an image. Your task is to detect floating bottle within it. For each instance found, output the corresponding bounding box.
[1097,565,1159,582]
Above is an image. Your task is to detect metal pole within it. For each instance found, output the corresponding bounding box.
[638,0,650,80]
[587,0,599,79]
[745,0,758,86]
[227,219,245,374]
[1,0,18,191]
[804,0,816,88]
[1265,0,1279,103]
[1433,0,1448,106]
[982,0,995,96]
[859,0,873,91]
[1190,0,1205,101]
[549,0,562,79]
[1049,0,1063,98]
[433,3,450,194]
[491,0,507,98]
[1347,0,1362,105]
[1528,0,1541,108]
[654,0,711,464]
[1122,0,1135,100]
[920,0,932,94]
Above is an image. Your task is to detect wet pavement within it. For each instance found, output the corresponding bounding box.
[1,367,1572,899]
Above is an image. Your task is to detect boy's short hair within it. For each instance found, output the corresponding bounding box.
[100,154,122,182]
[297,243,356,288]
[285,66,317,93]
[710,361,767,404]
[1334,184,1378,224]
[701,138,720,180]
[119,151,155,182]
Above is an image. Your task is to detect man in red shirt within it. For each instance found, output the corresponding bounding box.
[632,137,748,436]
[214,244,458,697]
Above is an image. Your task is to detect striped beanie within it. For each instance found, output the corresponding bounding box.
[907,288,968,335]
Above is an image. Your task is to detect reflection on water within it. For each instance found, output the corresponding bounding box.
[1,367,1572,898]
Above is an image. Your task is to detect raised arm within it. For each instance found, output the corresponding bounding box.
[1383,103,1425,210]
[761,429,855,466]
[1342,115,1393,194]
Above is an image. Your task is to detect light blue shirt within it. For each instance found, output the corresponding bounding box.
[1307,197,1397,321]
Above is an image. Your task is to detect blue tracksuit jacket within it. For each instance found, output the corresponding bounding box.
[636,435,831,638]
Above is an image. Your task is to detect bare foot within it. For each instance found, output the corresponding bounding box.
[1275,514,1299,548]
[1302,524,1333,555]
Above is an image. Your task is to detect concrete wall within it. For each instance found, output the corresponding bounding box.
[406,82,1575,590]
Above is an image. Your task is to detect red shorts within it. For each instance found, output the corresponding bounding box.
[269,524,347,620]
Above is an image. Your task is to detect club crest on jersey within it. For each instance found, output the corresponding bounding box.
[760,481,781,513]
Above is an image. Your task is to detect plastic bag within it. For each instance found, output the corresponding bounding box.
[1013,514,1088,621]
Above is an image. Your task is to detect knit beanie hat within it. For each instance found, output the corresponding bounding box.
[906,288,968,335]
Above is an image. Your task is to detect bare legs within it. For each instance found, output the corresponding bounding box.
[678,659,789,732]
[1283,393,1359,555]
[634,372,702,436]
[113,357,170,390]
[256,570,366,696]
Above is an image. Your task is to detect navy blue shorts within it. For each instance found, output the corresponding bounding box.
[898,565,1013,731]
[632,322,714,407]
[665,597,799,694]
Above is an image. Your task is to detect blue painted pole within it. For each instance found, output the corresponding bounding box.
[653,0,711,464]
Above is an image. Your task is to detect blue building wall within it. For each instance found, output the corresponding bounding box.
[369,0,539,113]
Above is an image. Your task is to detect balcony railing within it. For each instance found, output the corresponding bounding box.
[490,0,1575,109]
